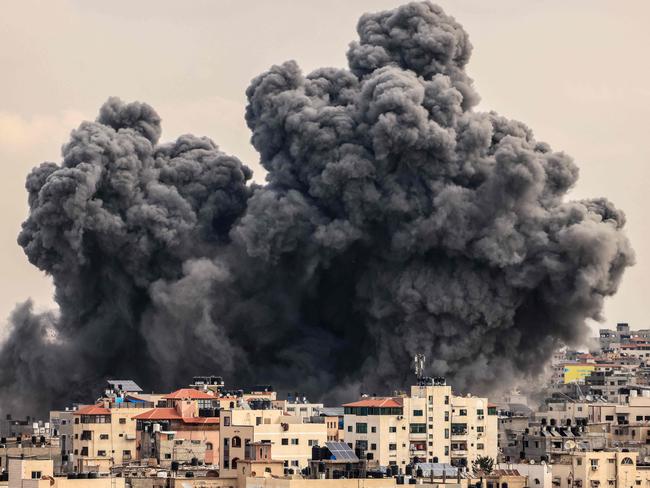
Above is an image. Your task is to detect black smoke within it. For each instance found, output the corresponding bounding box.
[0,2,633,415]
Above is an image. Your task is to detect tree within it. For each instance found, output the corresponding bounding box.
[472,456,495,475]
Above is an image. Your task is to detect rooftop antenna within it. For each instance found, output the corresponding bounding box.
[414,353,426,381]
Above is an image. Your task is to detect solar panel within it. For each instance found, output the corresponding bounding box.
[325,441,359,462]
[107,380,143,392]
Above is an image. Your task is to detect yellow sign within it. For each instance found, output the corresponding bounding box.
[563,364,595,383]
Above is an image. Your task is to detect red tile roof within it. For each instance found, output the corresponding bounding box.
[181,417,219,424]
[74,405,111,415]
[133,408,219,424]
[133,408,182,420]
[164,389,216,400]
[343,397,403,408]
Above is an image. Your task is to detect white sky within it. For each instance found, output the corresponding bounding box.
[1,0,648,333]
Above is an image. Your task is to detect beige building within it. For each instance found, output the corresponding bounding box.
[551,451,650,488]
[219,408,327,477]
[134,388,220,467]
[343,381,497,471]
[72,403,142,473]
[7,457,125,488]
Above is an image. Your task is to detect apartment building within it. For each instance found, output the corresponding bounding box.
[552,451,650,488]
[219,406,327,476]
[533,402,591,427]
[134,388,220,467]
[343,380,497,471]
[273,400,324,421]
[49,409,76,472]
[589,393,650,425]
[72,403,142,472]
[342,397,410,468]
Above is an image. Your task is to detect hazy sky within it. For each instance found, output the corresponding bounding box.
[1,0,648,335]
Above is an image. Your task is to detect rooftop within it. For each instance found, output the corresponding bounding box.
[74,405,111,416]
[343,397,403,408]
[164,388,216,400]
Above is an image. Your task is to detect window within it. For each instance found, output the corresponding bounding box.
[31,471,42,479]
[477,443,484,450]
[413,410,424,417]
[165,453,171,459]
[232,436,242,448]
[371,426,377,433]
[477,409,484,416]
[308,440,318,446]
[98,450,106,456]
[444,428,449,439]
[100,434,109,440]
[444,446,449,455]
[444,411,449,421]
[356,423,368,434]
[389,426,397,433]
[291,439,299,445]
[410,424,426,434]
[223,417,231,426]
[389,444,397,451]
[605,415,614,421]
[459,409,467,416]
[119,418,126,424]
[444,396,449,405]
[576,458,582,466]
[291,460,299,467]
[206,442,213,450]
[123,450,132,459]
[80,447,88,456]
[622,457,634,465]
[347,426,352,432]
[281,438,289,446]
[477,426,484,433]
[371,443,377,450]
[590,459,599,468]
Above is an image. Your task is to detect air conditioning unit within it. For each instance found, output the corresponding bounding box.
[397,416,403,420]
[591,465,598,471]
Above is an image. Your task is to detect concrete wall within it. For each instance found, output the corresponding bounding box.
[245,478,397,488]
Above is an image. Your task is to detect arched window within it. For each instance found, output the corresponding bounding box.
[232,457,239,469]
[232,436,242,448]
[433,457,439,463]
[535,479,541,485]
[205,442,213,451]
[622,457,634,465]
[265,467,272,473]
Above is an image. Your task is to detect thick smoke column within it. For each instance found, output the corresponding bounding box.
[0,2,633,414]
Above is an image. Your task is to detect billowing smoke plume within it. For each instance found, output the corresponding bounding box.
[0,2,633,415]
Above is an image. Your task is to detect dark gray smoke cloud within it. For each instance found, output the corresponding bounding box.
[0,2,633,415]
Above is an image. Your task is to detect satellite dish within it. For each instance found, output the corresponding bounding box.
[565,440,577,450]
[530,460,536,465]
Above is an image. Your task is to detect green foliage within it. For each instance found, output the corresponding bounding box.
[472,456,495,475]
